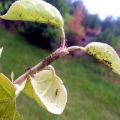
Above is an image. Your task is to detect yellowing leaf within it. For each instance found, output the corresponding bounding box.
[85,42,120,75]
[0,73,16,119]
[0,0,64,28]
[23,66,67,114]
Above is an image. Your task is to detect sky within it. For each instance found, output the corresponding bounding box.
[72,0,120,20]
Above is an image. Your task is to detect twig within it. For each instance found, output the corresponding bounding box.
[13,24,85,85]
[13,48,68,84]
[60,27,66,48]
[13,46,85,84]
[67,46,85,52]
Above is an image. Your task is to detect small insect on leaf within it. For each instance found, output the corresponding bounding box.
[23,65,67,114]
[55,88,58,96]
[0,0,64,28]
[84,42,120,75]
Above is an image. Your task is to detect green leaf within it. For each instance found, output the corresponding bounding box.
[23,65,67,114]
[85,42,120,75]
[1,100,16,120]
[0,73,16,119]
[0,0,64,28]
[14,111,24,120]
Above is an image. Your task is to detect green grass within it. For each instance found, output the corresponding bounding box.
[0,28,120,120]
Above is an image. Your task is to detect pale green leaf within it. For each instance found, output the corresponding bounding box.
[85,42,120,75]
[0,73,16,119]
[23,66,67,114]
[0,0,64,28]
[14,111,24,120]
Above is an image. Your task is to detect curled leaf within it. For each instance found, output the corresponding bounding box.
[84,42,120,75]
[0,0,64,28]
[23,66,67,114]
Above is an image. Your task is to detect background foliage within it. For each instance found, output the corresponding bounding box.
[0,0,120,50]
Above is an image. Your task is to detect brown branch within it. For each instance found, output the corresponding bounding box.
[13,48,69,84]
[13,46,85,84]
[67,46,85,52]
[14,27,66,84]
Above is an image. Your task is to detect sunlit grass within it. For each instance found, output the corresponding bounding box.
[0,28,120,120]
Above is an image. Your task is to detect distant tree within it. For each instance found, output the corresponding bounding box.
[46,0,70,17]
[113,18,120,36]
[101,16,115,31]
[94,28,119,48]
[84,14,101,29]
[66,1,101,45]
[67,1,86,37]
[0,0,15,13]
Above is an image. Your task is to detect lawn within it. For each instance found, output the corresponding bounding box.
[0,28,120,120]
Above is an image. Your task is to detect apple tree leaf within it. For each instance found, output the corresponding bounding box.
[0,73,16,119]
[85,42,120,75]
[23,65,67,114]
[0,0,64,28]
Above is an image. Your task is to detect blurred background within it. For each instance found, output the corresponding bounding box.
[0,0,120,120]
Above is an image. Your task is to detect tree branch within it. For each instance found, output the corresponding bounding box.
[60,27,66,48]
[13,21,86,85]
[13,47,68,84]
[13,45,85,84]
[14,27,66,84]
[67,46,85,52]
